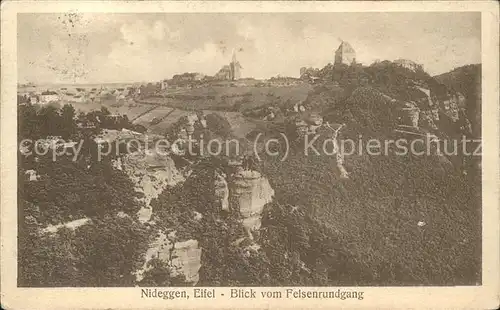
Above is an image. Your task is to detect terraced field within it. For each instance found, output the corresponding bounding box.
[61,83,312,139]
[139,83,313,111]
[132,106,175,127]
[106,104,156,120]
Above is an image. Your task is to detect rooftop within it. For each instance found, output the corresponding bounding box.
[41,91,58,95]
[336,41,355,54]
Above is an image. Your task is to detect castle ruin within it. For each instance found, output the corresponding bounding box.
[334,41,356,66]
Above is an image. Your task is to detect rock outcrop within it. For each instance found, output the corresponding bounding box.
[215,171,230,211]
[24,169,40,181]
[136,231,202,285]
[119,151,184,222]
[229,170,274,239]
[293,112,324,137]
[169,239,202,284]
[420,110,439,129]
[317,123,349,179]
[42,218,91,234]
[398,102,420,128]
[437,96,460,122]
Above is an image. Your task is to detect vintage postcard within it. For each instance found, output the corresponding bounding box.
[1,1,499,309]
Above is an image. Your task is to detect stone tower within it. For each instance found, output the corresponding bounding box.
[230,51,242,80]
[334,41,356,66]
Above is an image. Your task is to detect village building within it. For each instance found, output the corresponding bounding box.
[215,65,232,80]
[71,94,85,103]
[268,76,301,87]
[394,59,424,72]
[139,83,161,97]
[229,52,242,80]
[214,51,242,81]
[171,72,204,84]
[194,73,205,81]
[334,41,356,66]
[160,79,169,91]
[300,67,320,79]
[29,95,39,104]
[40,90,59,104]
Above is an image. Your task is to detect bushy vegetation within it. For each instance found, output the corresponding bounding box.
[205,113,233,139]
[18,103,151,287]
[434,64,481,137]
[18,214,150,287]
[137,258,188,286]
[18,103,136,142]
[244,60,482,285]
[259,137,480,285]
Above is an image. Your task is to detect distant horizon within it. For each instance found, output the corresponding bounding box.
[17,61,481,87]
[18,13,481,84]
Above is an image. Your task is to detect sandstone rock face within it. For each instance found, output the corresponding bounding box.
[420,110,438,129]
[294,113,324,136]
[95,128,163,146]
[214,171,230,211]
[135,231,169,282]
[136,231,202,285]
[439,97,460,122]
[399,102,420,128]
[408,107,420,128]
[119,151,184,222]
[25,169,39,181]
[230,170,274,237]
[169,239,202,284]
[317,123,349,179]
[42,217,91,234]
[431,108,440,121]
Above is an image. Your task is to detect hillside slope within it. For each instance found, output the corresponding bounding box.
[434,64,481,137]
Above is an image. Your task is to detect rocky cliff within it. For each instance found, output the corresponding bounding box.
[229,170,275,238]
[135,230,202,285]
[434,64,481,137]
[117,151,184,222]
[169,239,202,284]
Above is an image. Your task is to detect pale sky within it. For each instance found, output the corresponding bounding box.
[18,12,481,84]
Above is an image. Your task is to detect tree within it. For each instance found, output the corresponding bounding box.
[60,104,76,139]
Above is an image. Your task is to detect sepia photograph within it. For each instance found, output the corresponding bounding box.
[1,1,499,309]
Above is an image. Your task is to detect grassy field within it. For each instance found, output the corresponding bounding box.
[140,84,313,112]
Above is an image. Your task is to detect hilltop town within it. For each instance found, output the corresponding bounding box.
[17,41,441,125]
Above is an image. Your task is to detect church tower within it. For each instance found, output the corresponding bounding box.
[230,50,242,80]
